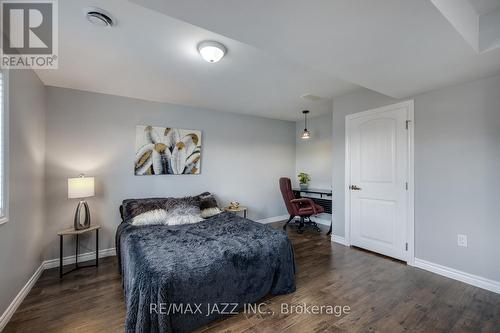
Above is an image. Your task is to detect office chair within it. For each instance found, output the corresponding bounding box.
[279,177,324,233]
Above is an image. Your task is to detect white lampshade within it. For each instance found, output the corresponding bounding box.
[68,176,95,199]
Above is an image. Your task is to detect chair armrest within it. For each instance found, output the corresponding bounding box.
[290,198,318,214]
[290,198,312,204]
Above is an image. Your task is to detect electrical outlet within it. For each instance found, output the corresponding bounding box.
[457,234,468,247]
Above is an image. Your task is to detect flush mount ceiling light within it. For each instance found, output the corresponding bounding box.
[198,41,226,63]
[300,110,311,140]
[85,7,114,27]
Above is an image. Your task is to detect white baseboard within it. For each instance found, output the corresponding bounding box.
[331,235,348,246]
[0,263,44,331]
[43,247,116,269]
[414,258,500,294]
[257,215,288,224]
[0,247,117,331]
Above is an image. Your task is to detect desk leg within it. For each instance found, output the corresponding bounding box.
[327,220,332,235]
[75,234,79,269]
[96,229,99,267]
[244,210,247,219]
[59,235,63,278]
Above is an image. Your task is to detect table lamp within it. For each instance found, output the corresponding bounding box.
[68,174,95,230]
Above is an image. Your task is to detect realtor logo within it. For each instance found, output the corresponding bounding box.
[1,0,58,68]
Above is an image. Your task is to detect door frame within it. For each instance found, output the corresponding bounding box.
[344,100,415,265]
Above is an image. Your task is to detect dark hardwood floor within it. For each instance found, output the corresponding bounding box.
[5,222,500,332]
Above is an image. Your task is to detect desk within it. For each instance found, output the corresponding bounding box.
[293,188,332,235]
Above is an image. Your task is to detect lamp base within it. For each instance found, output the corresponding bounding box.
[74,200,91,230]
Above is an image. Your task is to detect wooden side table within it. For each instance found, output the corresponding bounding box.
[57,225,100,278]
[224,206,248,218]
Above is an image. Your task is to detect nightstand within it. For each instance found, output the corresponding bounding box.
[224,206,248,218]
[57,225,100,278]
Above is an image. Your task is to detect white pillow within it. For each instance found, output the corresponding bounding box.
[164,206,204,226]
[201,207,222,219]
[131,209,168,226]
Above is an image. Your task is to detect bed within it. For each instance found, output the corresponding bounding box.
[116,197,296,333]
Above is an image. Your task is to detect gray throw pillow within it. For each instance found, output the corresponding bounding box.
[199,192,222,218]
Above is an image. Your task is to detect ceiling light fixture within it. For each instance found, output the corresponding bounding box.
[198,41,226,63]
[301,110,311,140]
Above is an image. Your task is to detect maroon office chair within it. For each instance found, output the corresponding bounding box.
[279,177,324,233]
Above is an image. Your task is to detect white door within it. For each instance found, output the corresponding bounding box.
[346,101,413,262]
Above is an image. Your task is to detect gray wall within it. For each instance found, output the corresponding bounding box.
[0,70,46,317]
[43,87,296,260]
[332,74,500,282]
[295,112,332,189]
[414,74,500,282]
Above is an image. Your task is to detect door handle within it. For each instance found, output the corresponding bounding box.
[350,185,362,191]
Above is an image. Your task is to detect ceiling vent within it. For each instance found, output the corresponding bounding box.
[85,7,114,27]
[300,93,322,101]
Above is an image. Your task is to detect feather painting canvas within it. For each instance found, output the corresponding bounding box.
[135,126,202,175]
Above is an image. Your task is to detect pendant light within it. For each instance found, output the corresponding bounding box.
[300,110,311,139]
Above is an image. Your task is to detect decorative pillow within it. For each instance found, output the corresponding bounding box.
[199,192,222,218]
[131,209,168,226]
[164,205,204,226]
[122,196,201,221]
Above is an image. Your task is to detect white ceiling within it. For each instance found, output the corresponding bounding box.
[468,0,500,15]
[132,0,500,99]
[36,0,500,121]
[430,0,500,53]
[35,0,357,121]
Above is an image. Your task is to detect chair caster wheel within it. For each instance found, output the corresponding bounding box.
[297,229,304,234]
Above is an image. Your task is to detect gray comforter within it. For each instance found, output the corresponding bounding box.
[116,212,296,333]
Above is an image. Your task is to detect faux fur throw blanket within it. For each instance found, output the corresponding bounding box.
[116,212,296,333]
